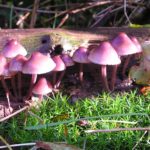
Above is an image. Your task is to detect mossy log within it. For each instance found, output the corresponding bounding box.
[0,27,149,55]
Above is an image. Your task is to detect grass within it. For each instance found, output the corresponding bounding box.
[0,90,150,149]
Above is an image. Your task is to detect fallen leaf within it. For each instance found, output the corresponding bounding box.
[140,86,150,95]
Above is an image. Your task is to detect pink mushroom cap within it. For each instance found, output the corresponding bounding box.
[9,54,28,72]
[130,36,142,53]
[111,32,139,56]
[72,47,90,63]
[22,52,56,74]
[1,39,27,58]
[0,55,14,76]
[88,41,121,65]
[61,54,75,67]
[32,77,53,95]
[53,55,66,71]
[0,54,7,74]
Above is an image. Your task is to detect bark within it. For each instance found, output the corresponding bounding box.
[0,27,149,55]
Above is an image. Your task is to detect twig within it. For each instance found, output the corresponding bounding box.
[57,14,69,28]
[0,142,36,149]
[0,106,29,122]
[90,10,110,28]
[16,12,30,28]
[0,136,12,150]
[94,5,114,18]
[44,0,113,23]
[0,4,58,14]
[96,119,137,124]
[124,0,131,24]
[125,0,145,24]
[85,127,150,133]
[71,1,112,14]
[30,0,40,28]
[132,131,148,150]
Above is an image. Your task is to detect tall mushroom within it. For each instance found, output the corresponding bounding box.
[52,55,66,88]
[131,36,143,60]
[0,54,14,109]
[9,54,28,100]
[1,39,27,98]
[111,32,142,78]
[88,42,121,92]
[22,51,56,100]
[72,47,90,83]
[32,77,53,101]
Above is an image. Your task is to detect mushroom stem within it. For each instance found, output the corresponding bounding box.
[122,55,131,78]
[101,65,110,92]
[1,76,15,110]
[53,72,57,88]
[11,76,18,98]
[55,70,65,88]
[110,64,118,91]
[38,94,43,101]
[79,63,84,83]
[25,74,37,100]
[18,72,22,100]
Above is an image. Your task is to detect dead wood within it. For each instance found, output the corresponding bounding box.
[0,27,149,54]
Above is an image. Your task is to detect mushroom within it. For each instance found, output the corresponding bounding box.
[22,51,56,100]
[1,39,27,58]
[61,53,75,67]
[130,36,143,60]
[1,39,27,98]
[72,47,90,83]
[111,32,141,78]
[52,55,66,88]
[88,42,121,92]
[32,77,53,101]
[0,54,15,110]
[9,54,28,100]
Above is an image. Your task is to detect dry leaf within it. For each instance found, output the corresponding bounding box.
[140,86,150,95]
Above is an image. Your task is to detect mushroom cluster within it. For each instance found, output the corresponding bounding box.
[0,33,142,106]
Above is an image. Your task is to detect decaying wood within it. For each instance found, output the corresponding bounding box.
[0,27,149,55]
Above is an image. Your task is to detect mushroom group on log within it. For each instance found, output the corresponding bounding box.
[0,27,148,117]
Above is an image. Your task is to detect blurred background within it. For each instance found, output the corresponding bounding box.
[0,0,150,29]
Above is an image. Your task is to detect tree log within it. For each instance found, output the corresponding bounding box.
[0,27,149,55]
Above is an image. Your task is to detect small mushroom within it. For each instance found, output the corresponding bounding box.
[111,32,141,78]
[52,55,66,88]
[61,53,75,67]
[22,52,56,100]
[9,54,28,100]
[1,39,27,98]
[130,36,143,60]
[88,42,121,92]
[32,77,53,101]
[0,55,15,110]
[72,47,90,83]
[1,39,27,58]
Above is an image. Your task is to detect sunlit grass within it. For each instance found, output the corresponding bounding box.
[0,90,150,149]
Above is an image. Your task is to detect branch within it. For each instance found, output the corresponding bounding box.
[30,0,40,28]
[0,4,58,14]
[85,127,150,133]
